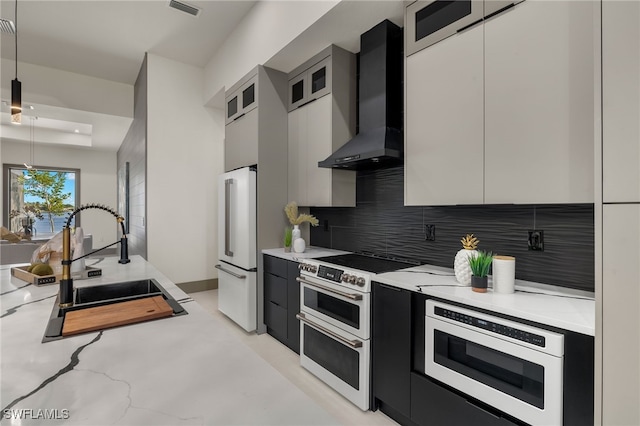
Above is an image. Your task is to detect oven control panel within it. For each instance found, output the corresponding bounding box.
[434,306,546,347]
[298,261,369,289]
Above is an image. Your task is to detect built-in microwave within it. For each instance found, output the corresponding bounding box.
[425,300,564,425]
[405,0,521,56]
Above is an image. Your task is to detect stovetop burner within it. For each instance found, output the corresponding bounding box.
[315,253,419,274]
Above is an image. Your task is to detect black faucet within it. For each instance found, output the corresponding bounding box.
[59,204,130,308]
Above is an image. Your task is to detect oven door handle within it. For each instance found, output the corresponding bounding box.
[296,313,363,348]
[296,277,363,301]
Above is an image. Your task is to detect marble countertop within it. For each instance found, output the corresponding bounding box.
[375,264,595,336]
[262,246,350,262]
[0,256,338,425]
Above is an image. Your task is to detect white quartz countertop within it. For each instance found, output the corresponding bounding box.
[0,256,339,425]
[262,246,350,262]
[374,264,595,336]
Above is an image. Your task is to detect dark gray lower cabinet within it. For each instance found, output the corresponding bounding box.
[410,372,519,426]
[263,255,300,353]
[372,282,412,421]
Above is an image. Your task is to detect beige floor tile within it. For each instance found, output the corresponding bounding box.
[189,289,397,426]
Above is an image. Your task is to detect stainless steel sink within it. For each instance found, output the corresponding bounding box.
[74,279,163,305]
[42,279,188,342]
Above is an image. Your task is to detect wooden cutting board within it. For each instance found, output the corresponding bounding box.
[62,295,174,337]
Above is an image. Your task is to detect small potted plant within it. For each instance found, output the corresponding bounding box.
[468,250,494,293]
[284,227,293,253]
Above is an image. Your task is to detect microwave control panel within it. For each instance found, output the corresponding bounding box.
[434,306,546,347]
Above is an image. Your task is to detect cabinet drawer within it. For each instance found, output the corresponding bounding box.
[265,301,287,339]
[410,372,520,426]
[264,255,288,278]
[265,273,287,308]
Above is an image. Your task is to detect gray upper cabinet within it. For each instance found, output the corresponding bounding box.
[484,0,595,204]
[405,0,483,56]
[405,0,520,57]
[405,20,484,206]
[288,56,332,112]
[287,45,356,207]
[602,0,640,204]
[225,75,258,125]
[405,0,595,206]
[224,66,287,172]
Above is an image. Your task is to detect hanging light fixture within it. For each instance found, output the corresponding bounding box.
[11,0,21,125]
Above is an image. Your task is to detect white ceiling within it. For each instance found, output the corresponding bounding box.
[0,0,258,151]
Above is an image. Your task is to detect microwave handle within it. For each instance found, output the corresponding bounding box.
[296,277,363,300]
[297,313,363,348]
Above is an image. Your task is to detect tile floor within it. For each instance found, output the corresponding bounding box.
[189,289,397,426]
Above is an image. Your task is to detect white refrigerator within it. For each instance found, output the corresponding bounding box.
[216,167,257,332]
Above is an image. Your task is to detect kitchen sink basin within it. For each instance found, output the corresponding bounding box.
[42,279,188,342]
[74,279,163,305]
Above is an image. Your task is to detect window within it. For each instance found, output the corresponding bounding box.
[3,164,80,238]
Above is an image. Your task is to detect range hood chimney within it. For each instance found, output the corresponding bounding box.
[319,20,403,170]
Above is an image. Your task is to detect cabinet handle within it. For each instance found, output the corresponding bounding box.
[377,283,402,292]
[215,264,246,279]
[484,2,515,21]
[297,313,363,348]
[233,113,246,121]
[297,98,317,109]
[296,277,363,300]
[456,18,483,34]
[464,399,502,420]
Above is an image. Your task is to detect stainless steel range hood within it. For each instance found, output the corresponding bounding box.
[319,20,403,170]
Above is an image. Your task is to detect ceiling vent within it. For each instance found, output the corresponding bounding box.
[0,18,16,34]
[169,0,200,17]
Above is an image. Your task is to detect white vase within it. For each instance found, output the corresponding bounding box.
[292,225,305,253]
[293,238,306,253]
[454,249,477,286]
[292,225,301,242]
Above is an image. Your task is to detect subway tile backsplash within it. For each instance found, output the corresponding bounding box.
[310,166,594,291]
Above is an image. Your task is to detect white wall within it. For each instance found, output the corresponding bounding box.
[203,0,339,105]
[0,60,132,117]
[146,53,222,284]
[1,140,118,248]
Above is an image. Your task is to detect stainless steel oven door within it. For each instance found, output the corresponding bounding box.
[297,312,370,411]
[298,275,370,340]
[425,301,564,426]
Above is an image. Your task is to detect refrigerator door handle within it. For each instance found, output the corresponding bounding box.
[215,264,246,279]
[224,178,233,257]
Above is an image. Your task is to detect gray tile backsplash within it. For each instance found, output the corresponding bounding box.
[310,166,594,291]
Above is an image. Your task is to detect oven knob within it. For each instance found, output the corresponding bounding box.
[356,277,365,286]
[341,274,350,283]
[299,263,306,271]
[310,265,317,273]
[348,275,357,284]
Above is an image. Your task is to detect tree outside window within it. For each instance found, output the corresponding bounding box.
[5,165,79,237]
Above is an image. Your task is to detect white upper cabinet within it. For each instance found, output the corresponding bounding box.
[287,45,356,207]
[405,23,484,206]
[602,0,640,203]
[405,0,595,206]
[484,0,595,204]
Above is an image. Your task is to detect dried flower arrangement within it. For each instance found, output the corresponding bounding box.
[284,201,319,226]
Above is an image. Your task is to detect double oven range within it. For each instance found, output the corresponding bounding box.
[296,253,416,411]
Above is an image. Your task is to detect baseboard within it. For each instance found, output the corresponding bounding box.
[177,278,218,294]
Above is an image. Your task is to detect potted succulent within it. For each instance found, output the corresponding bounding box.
[468,250,494,293]
[284,227,293,252]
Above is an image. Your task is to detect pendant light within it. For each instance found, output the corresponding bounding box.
[11,0,21,125]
